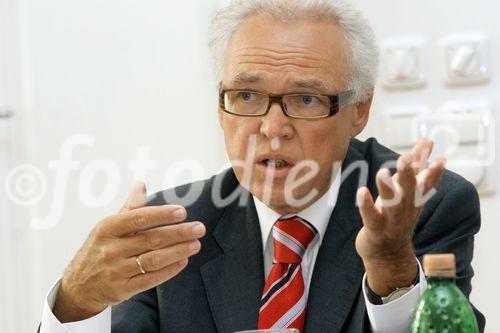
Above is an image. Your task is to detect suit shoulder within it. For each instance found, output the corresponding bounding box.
[414,165,481,251]
[439,168,478,197]
[148,168,240,203]
[349,137,400,169]
[145,168,240,227]
[432,168,480,219]
[146,177,213,207]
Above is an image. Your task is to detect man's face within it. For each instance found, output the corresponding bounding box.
[219,14,370,214]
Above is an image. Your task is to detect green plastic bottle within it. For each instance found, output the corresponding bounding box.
[411,253,479,333]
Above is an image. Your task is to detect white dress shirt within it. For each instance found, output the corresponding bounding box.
[40,172,427,333]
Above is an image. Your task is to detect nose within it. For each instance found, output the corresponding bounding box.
[259,102,294,140]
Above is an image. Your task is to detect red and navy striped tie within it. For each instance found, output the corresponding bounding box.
[257,216,317,333]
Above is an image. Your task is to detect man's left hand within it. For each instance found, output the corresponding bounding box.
[355,138,446,297]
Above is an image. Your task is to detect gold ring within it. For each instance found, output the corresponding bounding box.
[135,255,146,274]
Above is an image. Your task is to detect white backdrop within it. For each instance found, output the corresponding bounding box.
[0,0,498,332]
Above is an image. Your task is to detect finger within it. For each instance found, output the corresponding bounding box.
[375,168,401,208]
[125,258,188,296]
[120,221,206,257]
[122,240,200,278]
[101,205,187,237]
[120,181,148,213]
[414,158,446,207]
[357,187,384,230]
[417,157,447,194]
[396,154,416,203]
[410,138,434,173]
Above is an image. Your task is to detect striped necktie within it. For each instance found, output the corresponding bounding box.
[257,215,317,333]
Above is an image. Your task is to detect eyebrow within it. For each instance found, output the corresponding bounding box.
[229,73,328,91]
[292,79,328,90]
[231,73,262,85]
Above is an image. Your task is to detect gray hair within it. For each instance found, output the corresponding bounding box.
[209,0,379,103]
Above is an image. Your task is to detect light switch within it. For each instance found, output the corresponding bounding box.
[381,37,426,89]
[441,34,490,86]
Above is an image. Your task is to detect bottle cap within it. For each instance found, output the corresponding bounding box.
[423,253,456,278]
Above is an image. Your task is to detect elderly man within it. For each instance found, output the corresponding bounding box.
[40,0,485,332]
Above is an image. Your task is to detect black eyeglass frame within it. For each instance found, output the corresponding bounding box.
[218,89,355,120]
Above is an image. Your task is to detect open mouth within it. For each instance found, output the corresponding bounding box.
[255,154,296,178]
[255,156,296,179]
[261,159,291,168]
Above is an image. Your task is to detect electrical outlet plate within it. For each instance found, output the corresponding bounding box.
[381,37,426,90]
[441,34,490,86]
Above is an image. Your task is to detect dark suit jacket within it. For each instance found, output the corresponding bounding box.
[107,138,485,332]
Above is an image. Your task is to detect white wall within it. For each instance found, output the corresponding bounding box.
[0,0,498,332]
[1,0,227,331]
[0,0,38,332]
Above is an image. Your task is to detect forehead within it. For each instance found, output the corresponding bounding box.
[223,14,349,92]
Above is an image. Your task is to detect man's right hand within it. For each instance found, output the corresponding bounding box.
[52,181,205,323]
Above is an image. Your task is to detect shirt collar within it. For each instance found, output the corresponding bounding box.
[253,170,341,250]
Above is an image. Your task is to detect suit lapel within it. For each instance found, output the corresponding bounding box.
[304,146,367,332]
[200,186,264,333]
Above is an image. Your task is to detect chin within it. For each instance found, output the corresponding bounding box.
[250,183,314,214]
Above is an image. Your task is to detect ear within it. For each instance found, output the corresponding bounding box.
[351,93,373,137]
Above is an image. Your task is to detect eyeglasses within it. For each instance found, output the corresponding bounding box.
[219,89,354,120]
